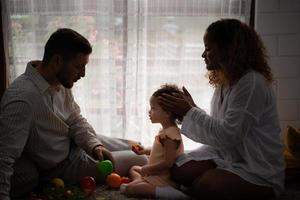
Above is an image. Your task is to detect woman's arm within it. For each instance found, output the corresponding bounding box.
[181,72,265,148]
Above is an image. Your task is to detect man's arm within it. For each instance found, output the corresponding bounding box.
[65,90,102,157]
[0,100,32,199]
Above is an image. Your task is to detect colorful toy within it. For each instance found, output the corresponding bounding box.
[106,172,122,189]
[51,177,64,189]
[131,144,143,154]
[96,160,113,176]
[30,183,85,200]
[121,176,131,184]
[63,189,74,198]
[79,176,96,196]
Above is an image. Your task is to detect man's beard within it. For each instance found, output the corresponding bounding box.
[56,68,73,88]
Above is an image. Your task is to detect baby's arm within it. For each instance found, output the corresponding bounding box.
[132,144,151,155]
[141,137,179,176]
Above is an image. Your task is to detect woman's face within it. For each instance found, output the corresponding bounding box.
[202,32,224,70]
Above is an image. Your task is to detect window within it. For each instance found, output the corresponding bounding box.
[2,0,250,150]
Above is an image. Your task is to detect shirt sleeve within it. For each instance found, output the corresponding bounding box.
[65,90,102,157]
[181,72,265,148]
[0,99,32,199]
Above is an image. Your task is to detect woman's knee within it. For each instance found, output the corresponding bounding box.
[171,160,216,186]
[192,169,274,200]
[192,173,222,199]
[170,164,189,184]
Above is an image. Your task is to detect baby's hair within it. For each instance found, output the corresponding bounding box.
[152,84,183,124]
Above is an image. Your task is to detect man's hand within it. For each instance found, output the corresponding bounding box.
[93,146,115,166]
[157,86,196,117]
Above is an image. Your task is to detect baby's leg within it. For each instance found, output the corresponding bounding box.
[129,165,142,180]
[125,180,156,198]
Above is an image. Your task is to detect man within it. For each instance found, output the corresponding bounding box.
[0,28,147,199]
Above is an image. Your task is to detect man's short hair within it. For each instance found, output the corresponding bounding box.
[42,28,92,64]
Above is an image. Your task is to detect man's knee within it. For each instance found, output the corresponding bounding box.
[112,150,148,177]
[11,156,39,198]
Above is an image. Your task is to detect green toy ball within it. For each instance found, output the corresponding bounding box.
[96,160,113,177]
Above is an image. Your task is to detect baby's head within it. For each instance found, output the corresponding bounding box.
[150,84,183,125]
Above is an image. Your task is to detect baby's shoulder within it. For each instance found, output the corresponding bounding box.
[159,126,181,141]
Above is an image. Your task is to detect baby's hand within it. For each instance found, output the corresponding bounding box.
[131,144,144,155]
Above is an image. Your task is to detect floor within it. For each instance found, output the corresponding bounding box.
[87,182,300,200]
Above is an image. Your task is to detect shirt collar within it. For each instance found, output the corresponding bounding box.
[25,60,61,93]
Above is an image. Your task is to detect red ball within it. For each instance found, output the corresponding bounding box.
[121,176,131,184]
[79,176,96,196]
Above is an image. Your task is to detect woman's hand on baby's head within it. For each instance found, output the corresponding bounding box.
[157,91,193,117]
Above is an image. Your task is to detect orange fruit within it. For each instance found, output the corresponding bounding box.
[131,144,143,154]
[106,173,121,189]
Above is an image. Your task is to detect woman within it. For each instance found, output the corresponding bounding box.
[158,19,285,200]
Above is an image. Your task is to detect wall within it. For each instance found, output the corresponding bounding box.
[255,0,300,134]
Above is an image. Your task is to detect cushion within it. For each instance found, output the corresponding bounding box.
[283,126,300,169]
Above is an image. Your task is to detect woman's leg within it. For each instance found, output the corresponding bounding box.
[170,160,216,186]
[192,168,274,200]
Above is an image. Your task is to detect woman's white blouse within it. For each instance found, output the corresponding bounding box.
[179,70,285,196]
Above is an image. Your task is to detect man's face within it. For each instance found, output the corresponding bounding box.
[56,53,89,88]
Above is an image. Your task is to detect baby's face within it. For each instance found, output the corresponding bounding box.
[148,96,169,124]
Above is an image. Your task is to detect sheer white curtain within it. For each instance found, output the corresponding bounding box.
[2,0,251,150]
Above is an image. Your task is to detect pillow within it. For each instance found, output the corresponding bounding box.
[283,126,300,169]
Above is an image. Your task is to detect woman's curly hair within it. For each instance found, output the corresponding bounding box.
[152,84,183,124]
[206,19,273,87]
